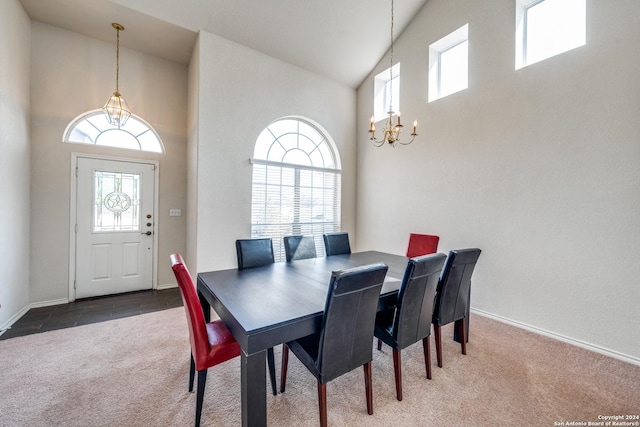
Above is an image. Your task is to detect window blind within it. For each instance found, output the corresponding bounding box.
[251,162,341,262]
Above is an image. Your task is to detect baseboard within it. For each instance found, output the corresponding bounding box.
[157,283,177,290]
[0,298,69,335]
[471,308,640,367]
[0,304,31,334]
[30,298,69,308]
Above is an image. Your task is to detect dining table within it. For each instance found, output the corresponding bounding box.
[196,250,410,427]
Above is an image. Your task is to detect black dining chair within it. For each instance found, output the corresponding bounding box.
[432,248,482,368]
[280,263,388,427]
[322,232,351,256]
[374,253,447,401]
[283,235,317,262]
[234,238,278,395]
[235,238,275,270]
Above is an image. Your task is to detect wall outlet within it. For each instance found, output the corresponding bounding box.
[169,209,182,217]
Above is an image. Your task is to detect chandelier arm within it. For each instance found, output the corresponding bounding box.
[399,134,417,145]
[370,136,386,147]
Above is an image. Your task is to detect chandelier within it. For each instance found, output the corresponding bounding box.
[103,23,131,127]
[369,0,417,147]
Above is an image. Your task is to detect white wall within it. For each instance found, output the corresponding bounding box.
[193,31,357,273]
[0,0,31,330]
[186,36,200,273]
[29,22,188,303]
[356,0,640,362]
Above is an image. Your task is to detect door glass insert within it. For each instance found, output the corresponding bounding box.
[94,170,140,232]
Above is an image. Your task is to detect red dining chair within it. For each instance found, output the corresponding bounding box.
[170,253,241,427]
[406,233,440,258]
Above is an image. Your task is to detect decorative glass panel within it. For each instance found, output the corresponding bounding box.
[63,109,164,153]
[94,171,141,232]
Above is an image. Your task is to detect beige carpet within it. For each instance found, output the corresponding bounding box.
[1,308,638,427]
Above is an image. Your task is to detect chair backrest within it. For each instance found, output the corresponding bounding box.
[283,235,317,262]
[433,248,482,326]
[170,253,210,369]
[406,233,440,258]
[392,253,447,349]
[235,238,274,269]
[323,232,351,256]
[316,263,388,383]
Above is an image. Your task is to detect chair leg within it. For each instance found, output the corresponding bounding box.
[392,348,402,401]
[195,369,207,427]
[422,336,432,380]
[317,381,328,427]
[456,319,467,355]
[189,354,196,392]
[267,347,277,395]
[434,325,443,368]
[363,361,373,415]
[377,339,382,351]
[280,344,289,393]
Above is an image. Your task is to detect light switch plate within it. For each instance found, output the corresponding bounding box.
[169,209,182,217]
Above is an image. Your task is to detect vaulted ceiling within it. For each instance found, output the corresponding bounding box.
[19,0,428,88]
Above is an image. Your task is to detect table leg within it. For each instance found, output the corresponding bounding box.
[198,291,211,323]
[241,349,267,427]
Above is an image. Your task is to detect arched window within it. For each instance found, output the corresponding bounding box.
[251,117,342,261]
[63,109,164,153]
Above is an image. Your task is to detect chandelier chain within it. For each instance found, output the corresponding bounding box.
[389,0,394,113]
[368,0,417,147]
[115,26,120,92]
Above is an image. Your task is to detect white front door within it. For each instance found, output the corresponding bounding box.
[74,156,156,299]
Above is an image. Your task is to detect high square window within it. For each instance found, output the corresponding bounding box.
[516,0,586,69]
[374,63,400,122]
[428,24,469,103]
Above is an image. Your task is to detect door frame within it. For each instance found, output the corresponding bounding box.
[69,153,160,302]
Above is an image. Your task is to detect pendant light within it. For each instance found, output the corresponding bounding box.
[102,23,131,127]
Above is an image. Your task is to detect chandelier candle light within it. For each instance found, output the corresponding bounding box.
[369,0,417,147]
[103,23,131,127]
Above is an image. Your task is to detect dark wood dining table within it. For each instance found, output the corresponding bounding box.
[196,250,410,427]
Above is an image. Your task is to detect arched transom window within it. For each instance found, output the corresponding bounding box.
[63,109,164,153]
[251,117,342,261]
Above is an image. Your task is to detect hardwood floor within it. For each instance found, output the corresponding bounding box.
[0,288,182,340]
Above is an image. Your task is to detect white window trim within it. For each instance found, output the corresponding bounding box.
[250,117,342,262]
[374,63,401,122]
[63,109,164,153]
[515,0,586,70]
[428,24,469,103]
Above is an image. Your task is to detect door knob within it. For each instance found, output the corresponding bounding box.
[141,231,152,235]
